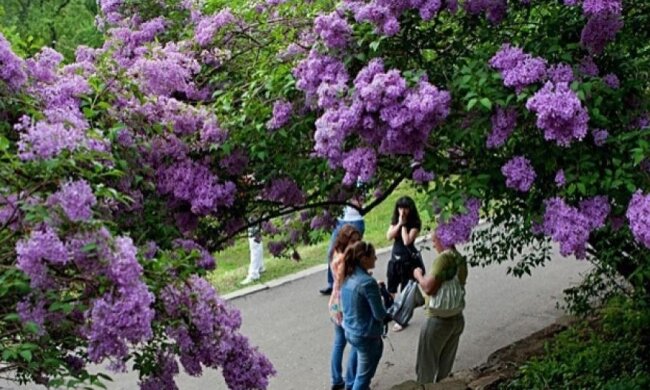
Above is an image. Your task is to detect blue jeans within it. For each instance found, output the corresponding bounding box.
[331,324,357,388]
[345,333,383,390]
[327,219,365,287]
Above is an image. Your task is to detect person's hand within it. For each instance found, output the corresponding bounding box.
[398,209,406,225]
[413,267,423,279]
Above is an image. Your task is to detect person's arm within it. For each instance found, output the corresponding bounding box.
[363,280,387,321]
[331,251,343,284]
[401,227,419,246]
[386,223,401,240]
[413,268,442,296]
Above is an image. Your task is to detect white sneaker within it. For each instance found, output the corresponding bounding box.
[259,266,266,274]
[240,276,259,285]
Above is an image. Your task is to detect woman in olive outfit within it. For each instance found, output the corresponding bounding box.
[385,196,422,331]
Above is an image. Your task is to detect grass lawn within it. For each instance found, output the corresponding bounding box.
[207,183,429,294]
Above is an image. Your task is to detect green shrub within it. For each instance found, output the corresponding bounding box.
[504,296,650,390]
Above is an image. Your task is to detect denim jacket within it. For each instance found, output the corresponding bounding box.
[341,266,387,338]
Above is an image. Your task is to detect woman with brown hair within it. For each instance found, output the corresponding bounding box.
[328,224,362,390]
[340,241,387,390]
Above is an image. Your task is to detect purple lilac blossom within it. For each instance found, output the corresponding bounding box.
[543,197,591,258]
[16,226,69,288]
[219,149,249,176]
[435,198,481,248]
[582,0,622,16]
[314,11,352,49]
[525,82,589,147]
[487,107,517,148]
[547,63,574,83]
[266,100,293,130]
[501,156,536,192]
[0,33,27,90]
[591,128,608,146]
[602,73,620,88]
[195,9,235,46]
[580,12,623,54]
[579,196,611,230]
[263,178,305,206]
[140,353,180,390]
[464,0,508,24]
[86,283,155,368]
[579,56,599,77]
[0,194,21,231]
[412,167,435,183]
[268,241,286,256]
[341,147,377,186]
[26,47,64,83]
[555,169,566,187]
[173,239,216,270]
[310,211,336,230]
[293,49,349,107]
[626,191,650,248]
[47,180,97,222]
[17,298,47,336]
[489,44,547,93]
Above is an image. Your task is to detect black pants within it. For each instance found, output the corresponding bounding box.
[386,253,425,294]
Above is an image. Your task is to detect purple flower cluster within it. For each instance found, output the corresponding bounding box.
[0,33,27,90]
[47,180,97,222]
[344,0,444,36]
[268,240,286,256]
[314,11,352,49]
[501,156,536,192]
[602,73,620,88]
[580,12,623,54]
[0,194,21,231]
[525,82,589,147]
[570,0,624,54]
[26,47,63,83]
[309,58,450,180]
[263,178,306,206]
[435,198,481,248]
[160,277,275,388]
[140,353,179,390]
[195,9,235,46]
[542,196,610,258]
[86,282,154,368]
[487,107,517,149]
[342,147,377,186]
[157,160,236,215]
[412,167,435,183]
[17,298,47,336]
[489,44,547,93]
[219,149,249,176]
[464,0,508,24]
[266,100,293,130]
[173,239,216,270]
[591,128,608,146]
[547,63,574,83]
[579,56,599,77]
[555,169,566,187]
[626,191,650,248]
[310,211,336,230]
[293,49,349,107]
[16,227,69,288]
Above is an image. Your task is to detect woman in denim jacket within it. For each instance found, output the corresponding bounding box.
[340,241,388,390]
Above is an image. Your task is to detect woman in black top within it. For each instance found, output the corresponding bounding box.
[385,196,422,331]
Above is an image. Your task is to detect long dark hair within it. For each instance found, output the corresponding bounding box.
[341,241,375,279]
[390,196,421,229]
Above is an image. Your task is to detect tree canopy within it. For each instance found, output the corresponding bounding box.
[0,0,648,388]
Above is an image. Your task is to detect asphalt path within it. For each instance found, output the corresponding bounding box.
[3,241,592,390]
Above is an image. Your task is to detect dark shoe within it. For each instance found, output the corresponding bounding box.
[331,384,344,390]
[319,286,333,295]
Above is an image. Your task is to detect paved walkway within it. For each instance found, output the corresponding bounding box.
[3,241,592,390]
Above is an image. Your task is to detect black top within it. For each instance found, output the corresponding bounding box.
[391,222,420,258]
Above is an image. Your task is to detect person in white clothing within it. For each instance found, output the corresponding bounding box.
[241,226,265,285]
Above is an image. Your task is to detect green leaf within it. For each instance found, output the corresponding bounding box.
[479,98,492,110]
[467,98,478,111]
[0,135,10,151]
[19,350,32,362]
